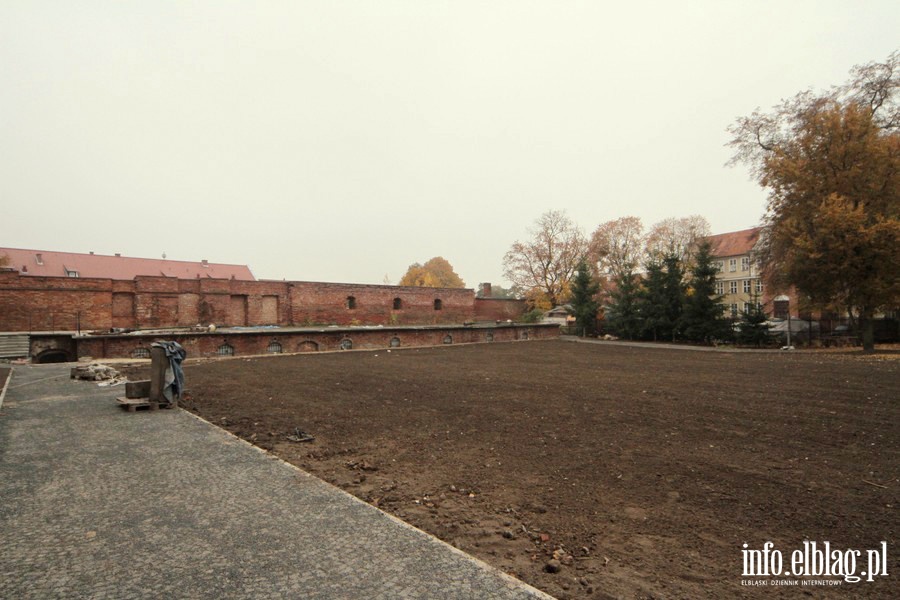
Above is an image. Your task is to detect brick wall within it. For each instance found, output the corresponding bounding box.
[73,323,560,360]
[474,297,528,321]
[0,271,502,332]
[289,282,473,326]
[0,271,114,331]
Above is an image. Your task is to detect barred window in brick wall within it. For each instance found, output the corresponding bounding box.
[131,347,150,359]
[217,343,234,356]
[267,341,282,354]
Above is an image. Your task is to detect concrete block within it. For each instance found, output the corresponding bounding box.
[125,380,151,399]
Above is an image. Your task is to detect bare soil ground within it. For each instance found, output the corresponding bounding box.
[124,340,898,599]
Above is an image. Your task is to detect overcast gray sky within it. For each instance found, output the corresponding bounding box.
[1,2,897,287]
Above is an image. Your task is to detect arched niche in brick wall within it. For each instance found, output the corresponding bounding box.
[33,349,71,364]
[297,340,319,353]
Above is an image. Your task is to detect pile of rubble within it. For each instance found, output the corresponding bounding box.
[70,363,126,386]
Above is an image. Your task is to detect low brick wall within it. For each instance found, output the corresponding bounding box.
[74,323,560,360]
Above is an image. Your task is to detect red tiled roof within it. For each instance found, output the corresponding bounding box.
[706,227,762,258]
[0,248,255,281]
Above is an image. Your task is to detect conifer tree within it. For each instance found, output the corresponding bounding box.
[681,241,730,343]
[737,292,771,347]
[567,258,600,337]
[661,253,686,341]
[606,268,642,340]
[639,259,667,341]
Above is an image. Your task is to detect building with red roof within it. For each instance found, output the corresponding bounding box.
[705,227,770,318]
[0,248,255,281]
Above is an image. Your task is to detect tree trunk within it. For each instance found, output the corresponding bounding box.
[860,312,875,353]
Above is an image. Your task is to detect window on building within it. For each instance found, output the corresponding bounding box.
[730,281,738,294]
[756,280,763,293]
[389,337,401,348]
[715,261,724,272]
[730,303,738,317]
[392,297,402,310]
[66,269,79,278]
[743,280,751,293]
[715,282,724,295]
[217,344,234,356]
[267,341,282,354]
[434,299,442,311]
[340,338,353,350]
[131,348,150,359]
[741,257,750,271]
[486,332,494,342]
[729,259,737,272]
[443,334,452,344]
[346,296,357,309]
[773,300,789,320]
[743,302,752,312]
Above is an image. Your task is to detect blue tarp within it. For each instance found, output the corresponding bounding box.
[151,341,186,403]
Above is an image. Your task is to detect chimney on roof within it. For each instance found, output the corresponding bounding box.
[89,251,94,255]
[481,282,492,298]
[115,253,121,257]
[201,259,208,266]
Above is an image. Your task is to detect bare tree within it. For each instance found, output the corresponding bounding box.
[503,210,588,308]
[644,215,711,266]
[589,216,644,279]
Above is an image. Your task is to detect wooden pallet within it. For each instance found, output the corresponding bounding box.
[116,397,178,412]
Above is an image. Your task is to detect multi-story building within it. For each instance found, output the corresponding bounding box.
[706,227,771,318]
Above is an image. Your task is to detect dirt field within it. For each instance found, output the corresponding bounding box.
[128,340,897,598]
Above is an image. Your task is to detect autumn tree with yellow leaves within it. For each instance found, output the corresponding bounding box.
[398,256,466,288]
[729,52,899,352]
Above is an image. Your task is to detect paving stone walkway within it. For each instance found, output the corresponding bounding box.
[0,364,551,599]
